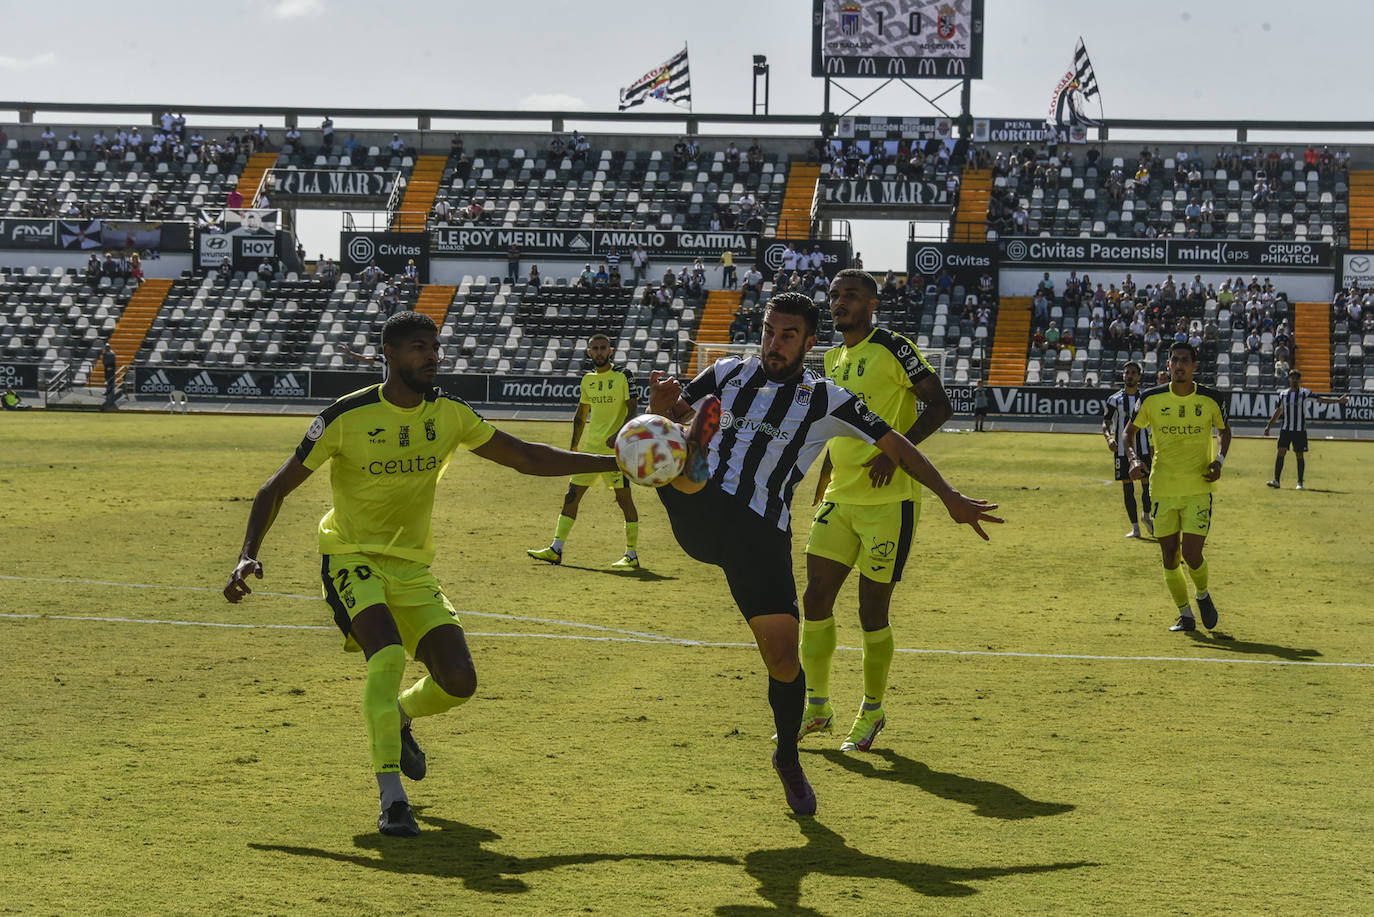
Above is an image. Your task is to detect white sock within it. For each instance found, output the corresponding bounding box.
[551,539,565,552]
[1178,606,1194,618]
[377,771,407,808]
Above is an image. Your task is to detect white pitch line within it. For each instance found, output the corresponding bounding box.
[2,611,1371,669]
[0,574,681,644]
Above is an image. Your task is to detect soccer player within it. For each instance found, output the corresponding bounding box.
[528,334,641,568]
[223,312,620,838]
[648,292,1000,815]
[1263,369,1348,490]
[1122,341,1231,633]
[798,270,952,755]
[1102,361,1154,538]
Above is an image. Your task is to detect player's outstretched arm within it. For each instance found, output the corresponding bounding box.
[472,429,618,477]
[874,430,1002,540]
[224,455,313,603]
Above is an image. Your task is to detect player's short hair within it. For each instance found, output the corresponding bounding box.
[381,311,438,349]
[831,268,878,298]
[1123,360,1142,373]
[1168,340,1198,361]
[1289,369,1302,379]
[764,291,819,336]
[588,333,612,347]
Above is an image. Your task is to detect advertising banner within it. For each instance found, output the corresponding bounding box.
[821,179,949,208]
[273,169,397,199]
[756,238,852,278]
[341,231,428,281]
[0,361,41,390]
[906,241,998,297]
[999,238,1332,272]
[431,227,756,261]
[0,217,58,249]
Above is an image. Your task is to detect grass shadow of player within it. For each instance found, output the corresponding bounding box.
[557,563,678,583]
[714,815,1097,916]
[1186,630,1323,662]
[250,808,736,893]
[813,748,1075,820]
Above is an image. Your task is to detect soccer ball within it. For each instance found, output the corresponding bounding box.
[614,414,687,487]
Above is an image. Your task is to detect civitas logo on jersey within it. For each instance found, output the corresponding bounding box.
[226,372,262,396]
[184,370,220,395]
[138,369,175,394]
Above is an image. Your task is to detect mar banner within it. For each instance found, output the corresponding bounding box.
[821,179,949,208]
[341,231,428,281]
[273,169,397,199]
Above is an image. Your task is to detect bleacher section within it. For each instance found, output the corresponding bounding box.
[431,146,787,232]
[0,267,136,382]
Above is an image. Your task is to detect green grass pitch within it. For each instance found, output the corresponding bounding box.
[1,413,1370,915]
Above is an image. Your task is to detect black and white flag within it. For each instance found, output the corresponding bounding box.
[618,46,692,111]
[1050,37,1103,129]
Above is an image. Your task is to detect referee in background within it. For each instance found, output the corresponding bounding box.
[1263,370,1348,490]
[1102,361,1153,537]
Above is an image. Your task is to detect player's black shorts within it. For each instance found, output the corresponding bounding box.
[658,482,798,620]
[1115,452,1151,482]
[1277,430,1308,452]
[974,406,988,417]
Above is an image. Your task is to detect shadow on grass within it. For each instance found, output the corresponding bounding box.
[250,808,735,892]
[1186,630,1323,661]
[814,748,1075,820]
[716,816,1097,915]
[553,562,678,582]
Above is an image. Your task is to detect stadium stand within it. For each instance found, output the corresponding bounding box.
[0,266,136,381]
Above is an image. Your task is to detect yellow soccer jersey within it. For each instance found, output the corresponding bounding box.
[1131,382,1228,498]
[822,328,935,504]
[579,366,634,454]
[294,384,496,565]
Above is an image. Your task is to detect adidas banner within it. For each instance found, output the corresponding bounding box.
[432,227,757,260]
[133,367,311,399]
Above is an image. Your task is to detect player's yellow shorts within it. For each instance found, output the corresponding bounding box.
[570,446,629,488]
[321,552,461,655]
[1150,493,1214,538]
[804,499,919,584]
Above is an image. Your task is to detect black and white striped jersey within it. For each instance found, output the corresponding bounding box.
[1275,387,1312,433]
[682,356,892,531]
[1104,389,1151,456]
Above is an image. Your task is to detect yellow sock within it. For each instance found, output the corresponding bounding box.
[364,644,406,773]
[800,617,837,706]
[1163,565,1190,610]
[1186,558,1209,595]
[399,675,469,719]
[625,521,639,553]
[861,626,895,707]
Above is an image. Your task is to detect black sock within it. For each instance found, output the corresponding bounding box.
[1123,482,1138,524]
[769,670,806,766]
[1296,455,1305,483]
[1275,454,1285,481]
[1141,480,1151,513]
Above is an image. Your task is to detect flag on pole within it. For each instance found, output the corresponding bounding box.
[619,46,692,111]
[1049,38,1103,129]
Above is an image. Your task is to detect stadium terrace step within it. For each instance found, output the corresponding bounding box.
[950,167,991,244]
[238,152,280,207]
[414,284,457,328]
[89,278,174,387]
[1347,171,1374,246]
[687,290,741,377]
[393,156,447,232]
[778,162,821,237]
[987,296,1032,386]
[1293,301,1332,391]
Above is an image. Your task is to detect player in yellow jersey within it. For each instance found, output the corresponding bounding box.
[222,312,619,838]
[1123,341,1232,633]
[797,269,953,753]
[528,334,642,568]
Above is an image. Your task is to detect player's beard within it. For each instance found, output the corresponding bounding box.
[762,349,806,382]
[395,363,437,394]
[592,354,611,368]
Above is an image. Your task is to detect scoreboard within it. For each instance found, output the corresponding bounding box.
[812,0,984,79]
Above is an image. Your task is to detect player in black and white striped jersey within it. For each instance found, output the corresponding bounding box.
[1263,369,1348,490]
[647,292,1000,817]
[1102,361,1154,537]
